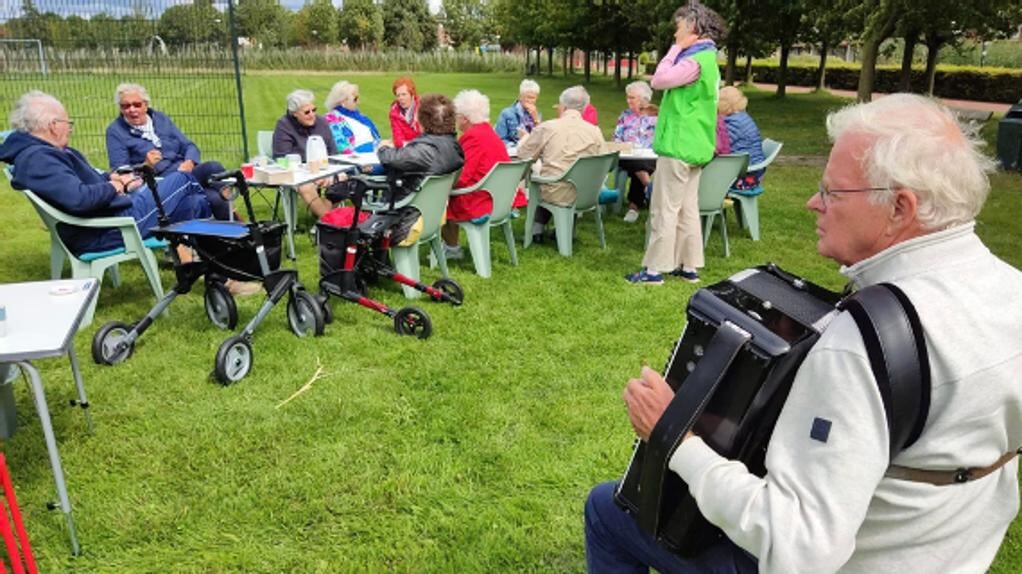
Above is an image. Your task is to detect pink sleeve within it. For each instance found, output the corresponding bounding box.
[651,45,702,90]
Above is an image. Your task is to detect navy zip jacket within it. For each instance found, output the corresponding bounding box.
[105,109,201,174]
[0,130,208,255]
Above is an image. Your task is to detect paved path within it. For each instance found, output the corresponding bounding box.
[752,83,1014,114]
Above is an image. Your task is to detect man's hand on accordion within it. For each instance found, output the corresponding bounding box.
[623,366,683,442]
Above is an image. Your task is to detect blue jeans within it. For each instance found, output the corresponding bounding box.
[584,482,758,574]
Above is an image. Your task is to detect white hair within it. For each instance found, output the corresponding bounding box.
[452,89,490,124]
[286,89,316,113]
[9,90,63,133]
[625,81,652,104]
[114,83,151,106]
[559,85,589,112]
[826,93,996,230]
[519,79,540,97]
[325,81,358,111]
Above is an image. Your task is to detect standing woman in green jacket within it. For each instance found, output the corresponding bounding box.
[626,2,727,285]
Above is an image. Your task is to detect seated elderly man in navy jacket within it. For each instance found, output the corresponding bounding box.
[0,90,210,258]
[105,83,233,220]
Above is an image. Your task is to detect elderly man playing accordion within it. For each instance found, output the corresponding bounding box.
[584,93,1022,573]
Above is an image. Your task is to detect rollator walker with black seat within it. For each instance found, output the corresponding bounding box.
[91,165,325,384]
[316,173,464,339]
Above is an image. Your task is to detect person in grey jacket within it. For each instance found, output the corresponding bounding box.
[586,94,1022,573]
[271,89,340,218]
[376,92,464,202]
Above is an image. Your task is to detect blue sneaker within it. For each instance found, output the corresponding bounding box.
[669,267,700,283]
[625,269,664,285]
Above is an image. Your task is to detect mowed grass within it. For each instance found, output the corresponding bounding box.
[1,73,1021,572]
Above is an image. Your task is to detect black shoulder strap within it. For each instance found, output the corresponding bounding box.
[839,283,930,461]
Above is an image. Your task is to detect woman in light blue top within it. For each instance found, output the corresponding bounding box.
[494,79,541,146]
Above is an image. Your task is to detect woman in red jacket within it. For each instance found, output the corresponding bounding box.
[388,76,422,148]
[441,89,527,260]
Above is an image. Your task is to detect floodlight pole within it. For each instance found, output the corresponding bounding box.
[227,0,249,161]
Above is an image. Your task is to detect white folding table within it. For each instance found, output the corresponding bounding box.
[0,278,99,556]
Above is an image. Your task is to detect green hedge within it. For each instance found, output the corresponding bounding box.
[731,62,1022,103]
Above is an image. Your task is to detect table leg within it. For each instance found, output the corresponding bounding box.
[279,186,297,260]
[66,349,93,435]
[17,361,80,556]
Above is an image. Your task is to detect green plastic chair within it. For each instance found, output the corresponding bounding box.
[699,153,750,259]
[450,160,532,278]
[3,166,165,327]
[385,171,460,299]
[523,151,619,257]
[727,138,782,241]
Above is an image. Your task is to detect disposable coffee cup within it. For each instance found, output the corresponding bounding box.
[285,154,302,169]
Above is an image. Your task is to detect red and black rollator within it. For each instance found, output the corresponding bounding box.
[316,175,464,339]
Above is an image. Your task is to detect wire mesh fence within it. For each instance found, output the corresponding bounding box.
[0,1,246,167]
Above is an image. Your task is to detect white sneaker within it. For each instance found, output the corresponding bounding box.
[623,209,640,223]
[444,245,464,260]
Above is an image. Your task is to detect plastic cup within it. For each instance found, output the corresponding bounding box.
[286,154,302,170]
[241,163,255,179]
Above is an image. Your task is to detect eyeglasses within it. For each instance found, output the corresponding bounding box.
[119,101,145,110]
[298,107,317,115]
[52,118,75,129]
[817,182,887,209]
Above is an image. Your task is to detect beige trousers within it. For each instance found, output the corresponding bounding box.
[642,156,703,273]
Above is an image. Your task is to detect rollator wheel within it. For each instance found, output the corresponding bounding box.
[287,290,325,337]
[317,292,334,325]
[204,282,238,330]
[91,321,135,365]
[393,307,432,339]
[213,335,253,385]
[431,278,464,306]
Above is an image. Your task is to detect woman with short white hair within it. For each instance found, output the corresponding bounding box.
[494,79,541,146]
[613,80,658,223]
[271,89,339,218]
[324,80,381,154]
[441,89,526,259]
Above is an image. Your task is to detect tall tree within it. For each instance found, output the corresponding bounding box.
[237,0,291,48]
[855,0,903,101]
[292,0,339,47]
[383,0,437,51]
[441,0,490,49]
[804,0,854,91]
[158,0,226,46]
[338,0,384,50]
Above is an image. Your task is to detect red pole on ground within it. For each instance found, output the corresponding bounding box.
[0,499,22,574]
[0,456,36,574]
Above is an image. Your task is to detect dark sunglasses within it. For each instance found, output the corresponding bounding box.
[299,107,317,115]
[120,101,145,110]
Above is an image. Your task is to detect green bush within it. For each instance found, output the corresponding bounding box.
[241,47,527,73]
[731,62,1022,103]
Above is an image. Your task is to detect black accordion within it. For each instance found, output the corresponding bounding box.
[614,264,843,557]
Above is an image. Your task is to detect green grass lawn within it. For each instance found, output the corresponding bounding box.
[1,73,1021,571]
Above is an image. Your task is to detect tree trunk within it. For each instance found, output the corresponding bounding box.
[924,35,943,96]
[725,33,739,84]
[525,47,531,75]
[547,46,554,75]
[614,49,622,87]
[584,49,591,82]
[744,54,753,85]
[899,33,918,92]
[816,39,829,90]
[776,42,791,98]
[536,47,542,74]
[564,48,570,76]
[627,51,634,79]
[857,3,900,102]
